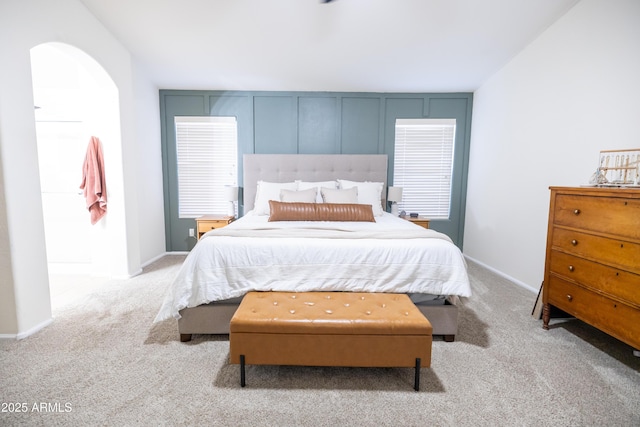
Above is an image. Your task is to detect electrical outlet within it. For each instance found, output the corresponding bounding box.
[188,228,195,237]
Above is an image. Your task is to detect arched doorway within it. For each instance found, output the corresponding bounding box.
[30,42,121,308]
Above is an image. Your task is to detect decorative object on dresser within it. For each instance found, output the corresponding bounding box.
[195,214,234,240]
[542,186,640,354]
[589,148,640,186]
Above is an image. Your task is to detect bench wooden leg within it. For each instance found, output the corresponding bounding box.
[180,333,192,342]
[240,355,246,387]
[443,334,455,342]
[414,357,421,391]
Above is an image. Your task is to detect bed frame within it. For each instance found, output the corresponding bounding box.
[177,154,459,342]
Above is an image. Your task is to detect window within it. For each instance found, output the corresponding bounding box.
[393,118,456,219]
[175,116,238,218]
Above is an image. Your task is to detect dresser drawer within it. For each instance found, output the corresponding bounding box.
[551,227,640,275]
[197,220,229,237]
[196,215,234,240]
[549,250,640,306]
[546,276,640,349]
[553,194,640,240]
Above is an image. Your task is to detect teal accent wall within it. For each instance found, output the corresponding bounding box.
[160,90,473,251]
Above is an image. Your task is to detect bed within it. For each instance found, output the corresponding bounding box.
[155,154,471,342]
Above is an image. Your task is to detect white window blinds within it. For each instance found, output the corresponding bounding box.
[393,118,456,219]
[175,116,238,218]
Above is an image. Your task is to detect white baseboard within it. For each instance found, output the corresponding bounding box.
[140,252,188,270]
[464,255,538,294]
[86,252,188,280]
[121,252,181,279]
[141,252,169,269]
[1,318,53,340]
[18,318,53,339]
[113,268,143,280]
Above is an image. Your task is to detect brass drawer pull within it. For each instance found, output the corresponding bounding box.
[568,265,574,272]
[567,294,573,302]
[573,209,581,215]
[571,239,578,246]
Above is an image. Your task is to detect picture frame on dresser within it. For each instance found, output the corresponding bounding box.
[541,186,640,354]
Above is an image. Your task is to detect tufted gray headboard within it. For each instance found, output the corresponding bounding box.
[243,154,388,212]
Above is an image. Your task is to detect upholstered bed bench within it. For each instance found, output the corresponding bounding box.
[229,291,433,391]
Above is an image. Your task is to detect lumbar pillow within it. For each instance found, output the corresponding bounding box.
[337,179,384,216]
[268,201,375,222]
[253,181,298,215]
[280,188,317,203]
[320,186,358,204]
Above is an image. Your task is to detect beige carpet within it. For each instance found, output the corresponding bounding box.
[1,255,639,426]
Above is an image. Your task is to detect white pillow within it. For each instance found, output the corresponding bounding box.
[296,180,338,203]
[320,187,358,204]
[337,179,384,216]
[254,181,298,215]
[280,188,317,203]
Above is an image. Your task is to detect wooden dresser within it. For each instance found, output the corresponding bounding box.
[542,187,640,351]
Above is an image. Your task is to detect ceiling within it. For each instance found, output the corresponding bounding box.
[80,0,580,93]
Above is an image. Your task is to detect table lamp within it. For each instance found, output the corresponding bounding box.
[224,185,238,217]
[387,186,403,216]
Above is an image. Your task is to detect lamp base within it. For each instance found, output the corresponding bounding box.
[391,203,399,216]
[228,201,236,217]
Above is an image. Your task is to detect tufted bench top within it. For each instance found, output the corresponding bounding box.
[230,291,432,336]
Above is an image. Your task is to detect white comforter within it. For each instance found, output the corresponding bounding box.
[154,212,471,322]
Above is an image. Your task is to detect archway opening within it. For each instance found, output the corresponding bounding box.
[30,42,121,309]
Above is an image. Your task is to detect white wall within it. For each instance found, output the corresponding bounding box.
[464,0,640,291]
[132,62,166,265]
[0,0,165,337]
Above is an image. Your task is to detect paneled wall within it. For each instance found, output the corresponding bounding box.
[160,90,473,251]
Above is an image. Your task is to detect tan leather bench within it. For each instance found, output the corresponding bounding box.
[230,291,432,391]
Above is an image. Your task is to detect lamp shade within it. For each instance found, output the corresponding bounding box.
[224,185,239,202]
[387,186,403,203]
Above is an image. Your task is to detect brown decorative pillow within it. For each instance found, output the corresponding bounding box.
[268,201,375,222]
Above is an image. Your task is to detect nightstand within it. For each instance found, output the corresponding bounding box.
[196,215,234,240]
[404,216,430,229]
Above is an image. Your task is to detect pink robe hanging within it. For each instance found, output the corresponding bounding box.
[80,136,107,225]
